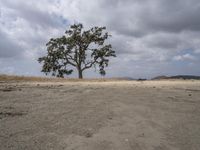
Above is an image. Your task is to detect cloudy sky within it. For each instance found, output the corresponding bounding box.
[0,0,200,78]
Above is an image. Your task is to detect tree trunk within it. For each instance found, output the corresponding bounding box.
[78,69,83,79]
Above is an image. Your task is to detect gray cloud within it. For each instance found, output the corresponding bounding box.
[141,0,200,33]
[1,0,66,28]
[0,29,23,58]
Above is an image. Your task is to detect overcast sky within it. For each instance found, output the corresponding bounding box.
[0,0,200,78]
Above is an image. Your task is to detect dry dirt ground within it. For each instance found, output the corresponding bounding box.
[0,80,200,150]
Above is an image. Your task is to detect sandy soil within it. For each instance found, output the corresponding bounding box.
[0,80,200,150]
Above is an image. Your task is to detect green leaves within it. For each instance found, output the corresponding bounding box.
[38,23,116,78]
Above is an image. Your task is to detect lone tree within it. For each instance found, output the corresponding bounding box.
[38,23,116,79]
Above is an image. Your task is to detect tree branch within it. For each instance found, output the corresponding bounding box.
[82,58,98,71]
[65,55,76,67]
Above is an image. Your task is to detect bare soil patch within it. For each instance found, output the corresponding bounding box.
[0,80,200,150]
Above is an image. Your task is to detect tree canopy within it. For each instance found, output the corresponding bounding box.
[38,23,116,78]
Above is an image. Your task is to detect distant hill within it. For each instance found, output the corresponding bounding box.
[152,76,168,80]
[152,75,200,80]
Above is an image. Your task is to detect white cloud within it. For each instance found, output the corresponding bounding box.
[173,54,196,61]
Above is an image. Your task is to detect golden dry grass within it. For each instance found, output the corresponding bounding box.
[0,74,128,82]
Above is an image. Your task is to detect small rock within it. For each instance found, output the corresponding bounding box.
[125,139,129,142]
[108,116,113,120]
[84,129,93,138]
[85,132,93,138]
[2,87,14,92]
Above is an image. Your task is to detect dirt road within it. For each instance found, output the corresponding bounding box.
[0,80,200,150]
